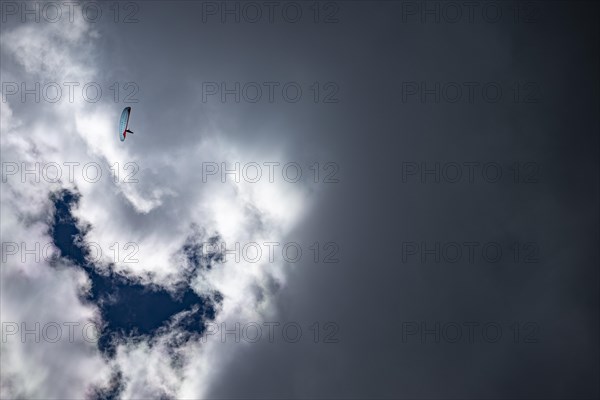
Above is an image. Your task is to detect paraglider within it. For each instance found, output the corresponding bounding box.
[119,107,134,141]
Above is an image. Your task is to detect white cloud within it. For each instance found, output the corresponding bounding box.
[1,7,310,399]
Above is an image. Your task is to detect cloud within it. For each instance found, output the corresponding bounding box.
[1,7,310,398]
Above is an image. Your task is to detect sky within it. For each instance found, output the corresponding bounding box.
[1,1,599,399]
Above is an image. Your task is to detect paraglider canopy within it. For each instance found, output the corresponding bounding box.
[119,107,134,141]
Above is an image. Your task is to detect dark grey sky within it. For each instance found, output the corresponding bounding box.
[179,2,598,398]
